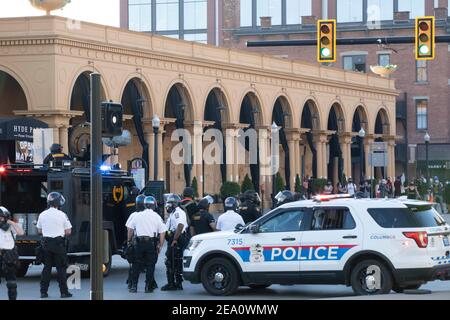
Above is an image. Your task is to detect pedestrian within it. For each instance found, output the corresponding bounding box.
[161,194,189,291]
[307,178,314,198]
[407,181,419,200]
[216,197,245,231]
[346,178,357,196]
[379,179,389,198]
[180,187,198,223]
[323,181,333,195]
[386,177,394,198]
[190,196,216,236]
[124,194,146,290]
[394,176,402,198]
[0,206,24,300]
[36,192,72,299]
[127,196,166,293]
[337,182,347,194]
[240,190,262,223]
[433,177,445,214]
[302,178,309,198]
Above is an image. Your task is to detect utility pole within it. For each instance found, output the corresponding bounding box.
[90,73,103,301]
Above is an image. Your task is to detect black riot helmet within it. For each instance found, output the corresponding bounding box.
[50,143,63,154]
[274,190,295,207]
[183,187,195,199]
[144,196,158,211]
[47,192,66,208]
[197,195,214,211]
[165,193,180,214]
[244,190,261,205]
[224,197,239,212]
[135,194,146,212]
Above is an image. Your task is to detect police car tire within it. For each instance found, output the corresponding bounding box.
[350,259,393,295]
[200,258,239,296]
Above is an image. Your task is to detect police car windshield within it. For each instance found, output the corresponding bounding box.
[367,206,446,228]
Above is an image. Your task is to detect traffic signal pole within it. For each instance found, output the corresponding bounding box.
[246,35,450,48]
[90,73,104,301]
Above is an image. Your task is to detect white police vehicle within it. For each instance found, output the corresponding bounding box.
[183,195,450,296]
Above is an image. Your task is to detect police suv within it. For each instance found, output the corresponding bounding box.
[183,195,450,296]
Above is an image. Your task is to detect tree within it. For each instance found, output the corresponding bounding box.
[241,174,253,193]
[191,177,199,198]
[220,181,241,201]
[275,173,285,194]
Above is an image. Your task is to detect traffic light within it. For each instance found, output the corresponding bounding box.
[416,16,435,60]
[101,102,123,137]
[317,19,336,63]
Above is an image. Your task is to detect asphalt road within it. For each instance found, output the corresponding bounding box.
[1,251,449,301]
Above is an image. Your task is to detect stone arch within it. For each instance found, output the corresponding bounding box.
[352,105,369,132]
[202,84,232,124]
[327,102,346,132]
[272,94,293,128]
[0,66,29,117]
[351,105,370,184]
[374,107,391,135]
[239,89,264,126]
[301,98,321,130]
[327,102,346,184]
[119,74,154,119]
[163,82,195,123]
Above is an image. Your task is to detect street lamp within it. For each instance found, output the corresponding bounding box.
[359,127,366,185]
[424,132,430,183]
[152,115,161,180]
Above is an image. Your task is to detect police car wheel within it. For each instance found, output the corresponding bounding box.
[248,284,271,290]
[350,259,393,295]
[201,258,239,296]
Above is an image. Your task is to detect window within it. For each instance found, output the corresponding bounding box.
[337,0,363,23]
[256,0,282,26]
[416,99,428,130]
[342,55,366,73]
[129,0,152,32]
[416,60,427,82]
[398,0,425,19]
[286,0,312,25]
[367,0,393,21]
[184,0,207,30]
[310,208,356,231]
[240,0,253,27]
[378,54,390,67]
[156,0,179,31]
[367,206,445,228]
[184,33,208,43]
[259,210,305,233]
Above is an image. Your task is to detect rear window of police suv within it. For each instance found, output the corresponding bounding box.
[367,206,446,228]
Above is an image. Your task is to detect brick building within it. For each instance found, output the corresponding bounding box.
[120,0,450,181]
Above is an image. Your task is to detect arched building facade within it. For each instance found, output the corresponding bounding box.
[0,16,397,202]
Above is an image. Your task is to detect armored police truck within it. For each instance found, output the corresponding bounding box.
[0,163,137,277]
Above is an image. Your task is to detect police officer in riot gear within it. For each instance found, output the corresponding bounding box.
[239,190,262,224]
[0,206,24,300]
[43,144,72,166]
[190,195,216,236]
[217,197,245,231]
[37,192,73,298]
[180,187,197,222]
[124,194,146,289]
[127,196,166,293]
[274,190,295,208]
[162,194,189,291]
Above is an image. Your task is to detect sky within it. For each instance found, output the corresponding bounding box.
[0,0,120,27]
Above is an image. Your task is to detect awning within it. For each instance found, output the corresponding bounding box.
[0,117,49,142]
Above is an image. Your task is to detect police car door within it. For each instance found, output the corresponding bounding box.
[300,205,362,274]
[241,208,306,275]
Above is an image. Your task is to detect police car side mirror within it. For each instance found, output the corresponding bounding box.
[235,224,245,232]
[250,223,260,234]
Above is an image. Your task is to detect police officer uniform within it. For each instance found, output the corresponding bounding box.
[36,192,72,299]
[127,203,166,293]
[162,197,189,291]
[240,191,262,224]
[190,196,215,236]
[43,144,72,166]
[0,207,23,300]
[217,198,245,231]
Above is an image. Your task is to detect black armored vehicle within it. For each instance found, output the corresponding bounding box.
[0,163,138,277]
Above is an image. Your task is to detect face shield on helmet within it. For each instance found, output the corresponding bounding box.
[198,195,214,211]
[47,192,65,208]
[224,197,239,212]
[274,191,286,203]
[164,193,180,213]
[144,196,158,211]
